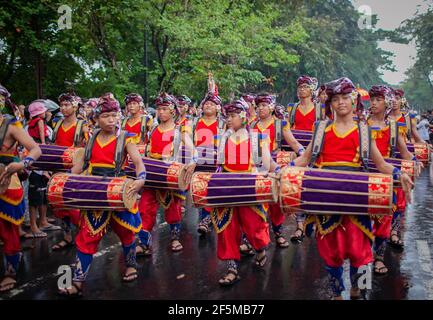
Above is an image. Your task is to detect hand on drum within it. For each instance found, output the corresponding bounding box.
[127,179,145,198]
[183,163,196,186]
[400,173,414,203]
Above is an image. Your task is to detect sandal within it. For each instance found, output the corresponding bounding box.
[290,228,305,244]
[171,239,183,252]
[52,238,75,251]
[239,243,255,256]
[373,258,388,275]
[275,235,289,248]
[0,276,17,293]
[197,223,210,235]
[24,231,47,239]
[255,253,268,268]
[388,233,404,250]
[58,282,83,298]
[40,224,62,232]
[122,269,138,283]
[136,244,152,257]
[219,269,240,287]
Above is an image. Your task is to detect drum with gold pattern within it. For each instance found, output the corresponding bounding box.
[280,167,393,216]
[191,172,278,208]
[27,144,84,172]
[47,173,137,211]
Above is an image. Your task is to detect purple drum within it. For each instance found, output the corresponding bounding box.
[281,130,312,150]
[47,173,137,211]
[280,167,393,216]
[191,172,278,208]
[125,157,188,190]
[27,144,84,172]
[368,158,416,184]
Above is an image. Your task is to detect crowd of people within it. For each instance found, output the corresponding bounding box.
[0,73,430,299]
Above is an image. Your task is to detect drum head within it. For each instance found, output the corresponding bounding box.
[122,178,138,211]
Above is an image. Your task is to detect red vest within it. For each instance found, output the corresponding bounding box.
[194,118,218,147]
[223,136,252,172]
[148,127,175,159]
[293,107,316,131]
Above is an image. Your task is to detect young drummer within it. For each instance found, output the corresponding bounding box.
[250,93,305,248]
[58,96,145,297]
[293,78,413,299]
[121,93,153,146]
[136,93,196,256]
[214,99,278,286]
[367,85,419,275]
[193,92,224,235]
[51,93,88,251]
[287,76,323,243]
[0,84,42,292]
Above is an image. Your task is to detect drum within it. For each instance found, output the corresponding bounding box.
[273,151,297,167]
[47,173,137,211]
[280,167,393,216]
[191,172,278,208]
[395,143,430,164]
[179,146,218,172]
[125,157,188,191]
[368,158,416,184]
[281,130,312,150]
[27,144,84,172]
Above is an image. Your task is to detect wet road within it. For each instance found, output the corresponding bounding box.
[1,164,433,300]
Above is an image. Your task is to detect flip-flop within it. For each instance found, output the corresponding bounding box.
[171,240,183,252]
[52,239,75,251]
[40,224,62,232]
[24,231,47,239]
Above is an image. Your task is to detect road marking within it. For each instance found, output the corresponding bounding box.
[416,240,433,300]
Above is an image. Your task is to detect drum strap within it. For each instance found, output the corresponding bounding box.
[309,120,331,167]
[358,121,371,172]
[0,115,14,148]
[145,122,159,157]
[250,130,261,167]
[275,119,282,151]
[121,118,128,129]
[404,112,412,139]
[51,119,64,143]
[191,117,200,144]
[216,117,225,147]
[217,129,233,165]
[171,125,182,162]
[73,120,85,147]
[83,128,101,172]
[288,102,300,127]
[140,115,150,144]
[114,130,128,176]
[389,119,398,158]
[314,102,323,121]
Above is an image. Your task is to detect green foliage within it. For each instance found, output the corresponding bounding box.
[0,0,396,106]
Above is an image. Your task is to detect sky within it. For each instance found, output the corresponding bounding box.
[351,0,430,85]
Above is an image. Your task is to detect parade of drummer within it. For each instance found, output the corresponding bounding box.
[367,85,421,275]
[0,67,430,300]
[136,92,196,256]
[291,77,413,299]
[50,92,89,251]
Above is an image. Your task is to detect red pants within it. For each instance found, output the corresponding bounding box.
[372,215,392,239]
[217,207,270,261]
[395,188,406,212]
[53,209,80,225]
[138,189,182,232]
[0,219,21,255]
[316,216,373,268]
[75,215,135,255]
[268,204,285,227]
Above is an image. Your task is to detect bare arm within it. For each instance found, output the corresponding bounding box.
[410,118,424,143]
[283,127,304,154]
[397,134,415,160]
[292,141,313,167]
[126,142,145,175]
